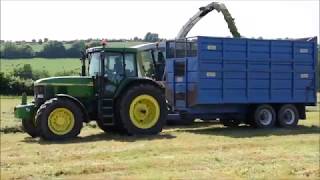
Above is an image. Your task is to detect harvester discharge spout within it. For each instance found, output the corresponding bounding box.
[176,2,241,39]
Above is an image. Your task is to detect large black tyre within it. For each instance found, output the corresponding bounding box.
[277,104,299,128]
[96,120,116,132]
[220,119,241,127]
[22,118,39,138]
[119,84,167,135]
[35,98,83,140]
[96,119,124,133]
[251,104,276,128]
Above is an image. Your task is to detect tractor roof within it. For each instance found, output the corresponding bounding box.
[86,42,164,54]
[86,46,138,54]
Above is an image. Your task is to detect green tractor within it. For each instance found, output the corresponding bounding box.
[14,43,167,140]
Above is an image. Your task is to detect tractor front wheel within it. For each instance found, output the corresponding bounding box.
[35,98,83,140]
[22,118,39,138]
[119,84,167,135]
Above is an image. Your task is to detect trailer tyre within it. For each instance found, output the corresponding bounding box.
[35,98,83,140]
[252,104,276,128]
[277,104,299,128]
[120,84,167,135]
[22,118,39,138]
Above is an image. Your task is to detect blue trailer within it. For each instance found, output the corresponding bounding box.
[165,36,318,128]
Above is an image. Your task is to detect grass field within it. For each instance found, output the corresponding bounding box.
[1,58,80,75]
[0,96,319,179]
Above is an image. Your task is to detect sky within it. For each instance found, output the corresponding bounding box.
[1,0,319,42]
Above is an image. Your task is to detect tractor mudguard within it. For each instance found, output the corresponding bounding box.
[55,94,89,122]
[114,77,164,99]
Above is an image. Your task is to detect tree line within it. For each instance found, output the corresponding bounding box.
[0,32,160,59]
[0,64,79,95]
[1,40,99,59]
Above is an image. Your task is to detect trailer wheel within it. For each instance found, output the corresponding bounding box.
[119,84,167,135]
[22,118,39,138]
[35,98,83,140]
[220,119,241,127]
[252,104,276,128]
[277,104,299,128]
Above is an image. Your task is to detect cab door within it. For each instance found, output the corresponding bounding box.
[98,52,137,125]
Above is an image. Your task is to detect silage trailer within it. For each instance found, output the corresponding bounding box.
[165,36,318,128]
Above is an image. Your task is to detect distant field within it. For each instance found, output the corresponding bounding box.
[1,58,80,75]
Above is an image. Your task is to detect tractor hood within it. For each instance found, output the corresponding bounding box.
[34,76,94,98]
[34,76,93,87]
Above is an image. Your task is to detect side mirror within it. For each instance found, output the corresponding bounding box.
[80,51,86,76]
[80,51,86,60]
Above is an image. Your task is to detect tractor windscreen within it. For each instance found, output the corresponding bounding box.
[88,52,136,77]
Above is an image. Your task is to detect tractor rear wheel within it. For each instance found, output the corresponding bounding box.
[119,84,167,135]
[35,98,83,140]
[96,120,124,133]
[22,118,39,138]
[96,120,116,132]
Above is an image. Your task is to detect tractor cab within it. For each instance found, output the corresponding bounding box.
[82,43,166,82]
[84,47,138,83]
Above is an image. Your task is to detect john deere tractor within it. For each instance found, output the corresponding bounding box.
[14,43,167,140]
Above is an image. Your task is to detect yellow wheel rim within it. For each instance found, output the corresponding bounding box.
[129,95,160,129]
[48,108,75,135]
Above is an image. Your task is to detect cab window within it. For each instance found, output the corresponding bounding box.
[140,50,154,77]
[88,52,101,76]
[104,53,123,76]
[124,53,136,76]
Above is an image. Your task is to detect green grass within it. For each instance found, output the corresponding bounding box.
[0,96,319,179]
[0,58,80,75]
